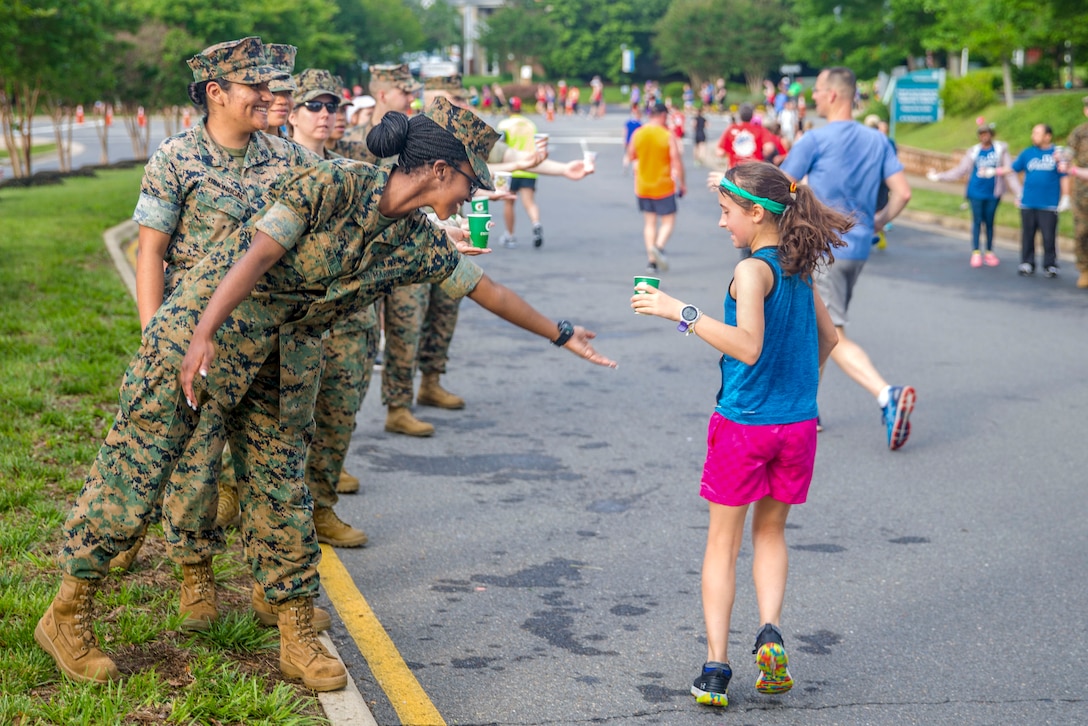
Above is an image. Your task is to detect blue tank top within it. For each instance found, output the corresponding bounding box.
[715,248,819,425]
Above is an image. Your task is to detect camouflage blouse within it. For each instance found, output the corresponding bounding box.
[134,160,481,431]
[133,123,318,294]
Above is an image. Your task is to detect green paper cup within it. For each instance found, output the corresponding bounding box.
[633,275,660,314]
[467,214,493,248]
[469,196,489,214]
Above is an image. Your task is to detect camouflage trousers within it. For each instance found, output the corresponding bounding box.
[380,284,427,407]
[418,282,462,376]
[61,354,321,605]
[1074,190,1088,273]
[306,312,379,510]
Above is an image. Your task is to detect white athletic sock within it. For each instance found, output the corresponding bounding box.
[877,386,892,408]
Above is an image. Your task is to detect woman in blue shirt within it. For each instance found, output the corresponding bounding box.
[928,122,1019,267]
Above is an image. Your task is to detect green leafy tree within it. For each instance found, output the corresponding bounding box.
[785,0,939,79]
[408,0,461,55]
[540,0,670,81]
[123,0,354,78]
[923,0,1051,106]
[329,0,423,83]
[477,0,559,78]
[478,0,668,81]
[655,0,787,93]
[0,0,118,177]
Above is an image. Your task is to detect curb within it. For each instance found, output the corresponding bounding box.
[102,219,379,726]
[897,208,1076,263]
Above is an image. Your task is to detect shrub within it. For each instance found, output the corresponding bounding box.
[941,71,998,117]
[1013,62,1058,90]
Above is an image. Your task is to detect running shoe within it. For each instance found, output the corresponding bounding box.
[532,223,544,248]
[882,385,916,451]
[691,661,731,707]
[753,623,794,695]
[649,245,669,271]
[983,252,999,267]
[970,252,983,268]
[501,233,517,249]
[646,261,658,273]
[1044,265,1059,278]
[1018,263,1034,276]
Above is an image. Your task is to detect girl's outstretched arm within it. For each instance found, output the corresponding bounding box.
[180,230,288,407]
[630,257,773,364]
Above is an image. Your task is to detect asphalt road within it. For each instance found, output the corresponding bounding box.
[21,109,1084,724]
[313,116,1088,725]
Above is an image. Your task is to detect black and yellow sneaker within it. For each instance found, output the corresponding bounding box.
[753,623,794,695]
[691,660,731,707]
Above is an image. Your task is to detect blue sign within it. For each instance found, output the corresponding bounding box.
[893,75,941,124]
[621,49,635,74]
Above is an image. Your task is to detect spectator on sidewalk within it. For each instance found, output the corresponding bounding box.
[927,121,1018,268]
[1002,124,1070,278]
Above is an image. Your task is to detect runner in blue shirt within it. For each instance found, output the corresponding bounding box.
[779,67,916,451]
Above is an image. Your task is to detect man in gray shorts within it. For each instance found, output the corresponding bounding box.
[780,67,916,450]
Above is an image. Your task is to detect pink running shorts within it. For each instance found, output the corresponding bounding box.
[700,412,818,506]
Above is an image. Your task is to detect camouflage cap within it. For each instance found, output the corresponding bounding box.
[370,63,423,93]
[424,74,467,100]
[423,97,499,191]
[293,68,350,105]
[266,44,298,93]
[187,36,289,86]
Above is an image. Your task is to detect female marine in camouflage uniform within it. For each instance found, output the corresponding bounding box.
[125,37,317,631]
[36,98,615,692]
[286,68,378,547]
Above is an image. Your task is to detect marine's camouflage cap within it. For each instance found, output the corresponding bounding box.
[370,63,422,93]
[293,68,350,105]
[187,36,289,85]
[424,74,467,99]
[424,97,499,191]
[266,44,299,93]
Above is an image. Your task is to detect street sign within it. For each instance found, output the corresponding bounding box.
[780,64,802,75]
[892,74,941,123]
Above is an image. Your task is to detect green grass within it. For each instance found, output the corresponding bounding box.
[0,169,327,725]
[907,187,1075,238]
[0,143,58,160]
[895,91,1086,153]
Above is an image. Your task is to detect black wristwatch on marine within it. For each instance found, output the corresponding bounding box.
[552,320,575,347]
[677,305,701,334]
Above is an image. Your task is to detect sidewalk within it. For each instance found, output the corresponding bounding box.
[900,173,1077,261]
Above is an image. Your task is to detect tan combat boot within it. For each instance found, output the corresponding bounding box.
[313,507,369,548]
[34,574,120,683]
[216,481,240,529]
[384,406,435,437]
[108,533,145,572]
[416,372,465,410]
[1078,271,1088,289]
[179,561,218,631]
[336,470,360,494]
[277,597,348,691]
[250,583,332,631]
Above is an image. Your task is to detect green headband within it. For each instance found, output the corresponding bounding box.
[719,176,787,214]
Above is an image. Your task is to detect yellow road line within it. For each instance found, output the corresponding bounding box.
[318,544,446,726]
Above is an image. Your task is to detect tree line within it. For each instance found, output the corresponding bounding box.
[4,0,1086,177]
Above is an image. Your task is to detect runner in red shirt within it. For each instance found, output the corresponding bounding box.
[716,103,786,168]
